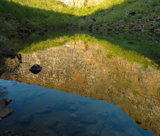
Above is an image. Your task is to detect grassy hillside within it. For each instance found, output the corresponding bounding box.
[0,0,160,32]
[7,0,125,16]
[0,0,78,27]
[8,0,160,25]
[88,0,160,34]
[0,0,126,27]
[1,0,160,73]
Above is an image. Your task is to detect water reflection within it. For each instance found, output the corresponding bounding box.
[0,79,155,136]
[0,35,160,135]
[0,85,8,97]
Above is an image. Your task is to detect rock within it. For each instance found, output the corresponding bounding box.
[29,64,42,74]
[0,98,13,121]
[126,10,136,16]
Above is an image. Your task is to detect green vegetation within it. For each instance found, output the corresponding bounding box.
[1,0,160,28]
[0,0,160,72]
[0,0,129,28]
[0,0,78,27]
[8,0,125,16]
[89,0,160,23]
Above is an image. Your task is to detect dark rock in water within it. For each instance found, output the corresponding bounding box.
[126,10,136,16]
[0,98,13,121]
[29,64,42,74]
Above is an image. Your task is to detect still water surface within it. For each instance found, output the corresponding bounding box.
[0,79,155,136]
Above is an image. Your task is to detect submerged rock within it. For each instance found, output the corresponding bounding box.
[0,98,13,121]
[29,64,42,74]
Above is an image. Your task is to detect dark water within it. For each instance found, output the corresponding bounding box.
[0,79,155,136]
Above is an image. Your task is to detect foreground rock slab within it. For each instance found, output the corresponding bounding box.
[0,98,13,121]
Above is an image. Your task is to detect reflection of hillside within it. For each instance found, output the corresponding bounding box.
[1,41,160,134]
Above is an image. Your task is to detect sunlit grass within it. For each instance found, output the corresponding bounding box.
[1,0,160,27]
[8,0,125,16]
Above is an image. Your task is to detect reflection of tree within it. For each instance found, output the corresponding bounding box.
[0,86,8,97]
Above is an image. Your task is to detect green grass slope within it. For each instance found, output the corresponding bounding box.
[0,0,160,32]
[81,0,160,34]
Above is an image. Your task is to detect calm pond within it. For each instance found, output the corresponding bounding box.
[0,31,160,136]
